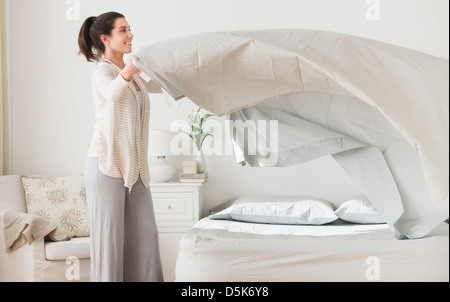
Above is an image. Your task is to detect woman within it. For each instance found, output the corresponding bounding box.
[78,11,164,282]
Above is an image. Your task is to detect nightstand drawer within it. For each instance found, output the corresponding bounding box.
[153,192,194,222]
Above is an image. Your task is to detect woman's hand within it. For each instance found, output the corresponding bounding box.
[120,59,140,82]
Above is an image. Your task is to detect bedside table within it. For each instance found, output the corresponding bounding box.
[150,182,206,281]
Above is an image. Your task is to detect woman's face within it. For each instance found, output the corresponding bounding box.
[103,18,134,54]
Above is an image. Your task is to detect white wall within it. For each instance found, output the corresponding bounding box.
[8,0,449,209]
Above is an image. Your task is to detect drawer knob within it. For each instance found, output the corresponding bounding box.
[167,205,172,209]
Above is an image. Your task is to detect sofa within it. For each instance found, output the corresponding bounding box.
[0,175,90,282]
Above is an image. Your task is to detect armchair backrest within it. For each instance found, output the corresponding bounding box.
[0,175,27,213]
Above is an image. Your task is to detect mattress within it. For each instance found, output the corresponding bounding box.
[175,218,449,282]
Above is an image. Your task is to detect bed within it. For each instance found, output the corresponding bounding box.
[175,217,449,282]
[132,29,449,281]
[133,28,448,239]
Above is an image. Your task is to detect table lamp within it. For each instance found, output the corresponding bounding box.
[149,129,177,182]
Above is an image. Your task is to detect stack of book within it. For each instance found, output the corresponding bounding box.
[179,172,208,183]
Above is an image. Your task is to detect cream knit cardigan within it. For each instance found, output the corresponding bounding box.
[87,59,162,190]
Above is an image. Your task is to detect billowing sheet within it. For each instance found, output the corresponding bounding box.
[228,95,448,239]
[132,29,449,238]
[175,218,449,282]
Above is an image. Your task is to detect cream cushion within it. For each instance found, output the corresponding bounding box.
[44,237,90,260]
[21,175,90,238]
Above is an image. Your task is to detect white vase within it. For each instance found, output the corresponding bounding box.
[196,150,206,173]
[150,156,177,182]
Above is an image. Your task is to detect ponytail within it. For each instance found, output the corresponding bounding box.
[78,12,125,62]
[78,16,97,62]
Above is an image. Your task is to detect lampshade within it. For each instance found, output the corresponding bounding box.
[149,129,175,156]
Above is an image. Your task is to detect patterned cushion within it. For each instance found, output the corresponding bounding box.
[21,175,90,238]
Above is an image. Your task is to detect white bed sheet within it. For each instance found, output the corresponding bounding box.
[175,218,449,282]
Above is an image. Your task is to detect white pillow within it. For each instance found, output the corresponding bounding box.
[21,175,90,238]
[210,197,338,225]
[335,195,386,224]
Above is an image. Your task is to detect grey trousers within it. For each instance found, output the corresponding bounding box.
[84,157,164,282]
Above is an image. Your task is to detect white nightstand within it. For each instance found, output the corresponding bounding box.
[150,182,206,282]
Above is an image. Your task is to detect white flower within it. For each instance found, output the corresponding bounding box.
[181,107,214,151]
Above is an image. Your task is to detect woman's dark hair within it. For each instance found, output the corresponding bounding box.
[78,11,125,62]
